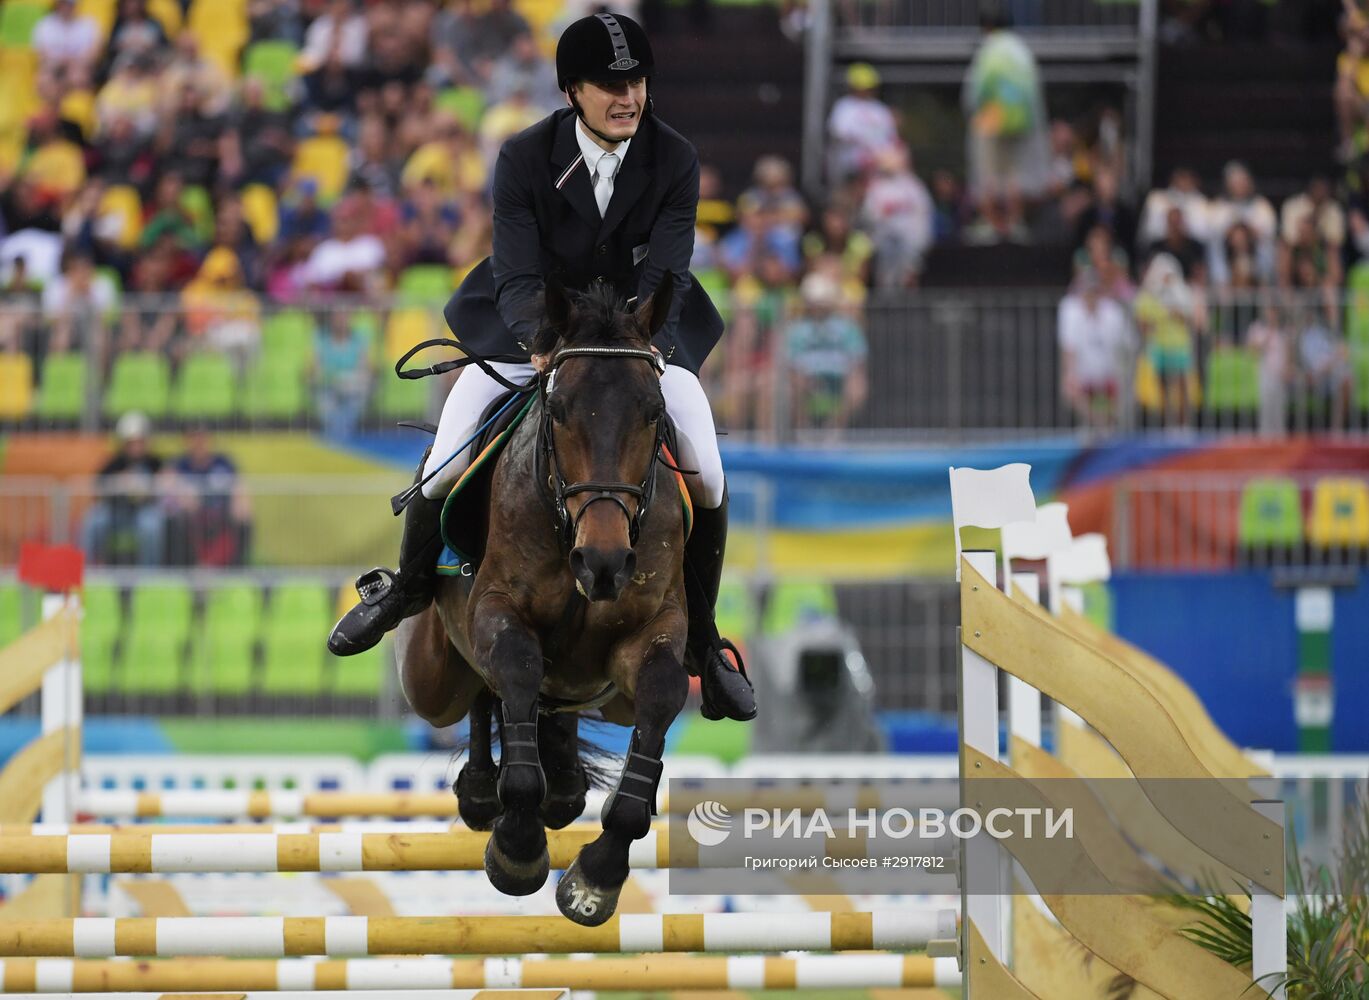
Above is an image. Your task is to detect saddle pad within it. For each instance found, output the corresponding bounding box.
[437,404,694,578]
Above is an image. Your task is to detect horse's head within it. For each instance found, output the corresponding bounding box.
[535,277,674,602]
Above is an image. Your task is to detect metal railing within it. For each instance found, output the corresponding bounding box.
[5,287,1369,440]
[1112,470,1369,571]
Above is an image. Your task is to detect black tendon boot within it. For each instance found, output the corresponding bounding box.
[328,491,446,655]
[683,488,757,721]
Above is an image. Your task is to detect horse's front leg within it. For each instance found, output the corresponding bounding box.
[472,594,549,896]
[556,626,688,925]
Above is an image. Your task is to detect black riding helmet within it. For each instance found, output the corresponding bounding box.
[556,13,654,141]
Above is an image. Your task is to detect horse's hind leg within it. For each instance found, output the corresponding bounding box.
[556,635,688,926]
[454,688,500,830]
[539,711,588,830]
[473,596,549,896]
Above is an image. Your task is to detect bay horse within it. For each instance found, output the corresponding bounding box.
[395,278,689,926]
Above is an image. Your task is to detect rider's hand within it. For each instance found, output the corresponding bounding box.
[531,353,551,373]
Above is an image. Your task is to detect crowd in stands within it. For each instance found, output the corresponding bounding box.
[0,0,1365,446]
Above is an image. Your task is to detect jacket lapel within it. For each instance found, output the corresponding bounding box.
[550,113,601,230]
[597,118,653,240]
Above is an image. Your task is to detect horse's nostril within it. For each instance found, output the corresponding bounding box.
[621,550,637,580]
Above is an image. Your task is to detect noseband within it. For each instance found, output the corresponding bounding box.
[538,346,667,550]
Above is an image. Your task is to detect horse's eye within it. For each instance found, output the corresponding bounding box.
[547,396,567,424]
[646,401,665,425]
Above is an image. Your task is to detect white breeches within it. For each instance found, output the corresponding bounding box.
[421,361,726,509]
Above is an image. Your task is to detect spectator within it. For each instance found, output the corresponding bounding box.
[1057,268,1132,431]
[312,309,374,439]
[826,63,900,186]
[100,0,170,83]
[0,259,41,356]
[1138,167,1210,248]
[486,31,562,111]
[718,198,802,285]
[277,177,332,247]
[739,157,808,242]
[42,250,118,354]
[160,31,233,119]
[962,9,1051,235]
[477,87,543,171]
[397,178,461,267]
[81,411,167,567]
[1247,303,1291,437]
[363,0,434,92]
[248,0,303,45]
[692,164,734,270]
[139,171,203,252]
[349,115,402,198]
[930,169,968,244]
[1073,224,1134,302]
[92,114,155,191]
[32,0,102,88]
[21,112,87,202]
[470,0,532,67]
[1146,205,1207,281]
[429,0,484,88]
[96,51,162,140]
[1336,18,1369,161]
[225,78,297,189]
[1206,160,1277,286]
[300,0,370,111]
[723,251,794,432]
[1134,253,1205,426]
[1281,176,1345,253]
[160,84,230,191]
[448,190,492,278]
[180,247,261,366]
[167,427,251,566]
[1072,167,1136,253]
[782,272,869,432]
[300,199,386,292]
[1296,316,1355,429]
[860,146,934,289]
[404,114,487,197]
[118,242,181,357]
[802,204,874,295]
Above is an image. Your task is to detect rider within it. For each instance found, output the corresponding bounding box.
[328,12,756,722]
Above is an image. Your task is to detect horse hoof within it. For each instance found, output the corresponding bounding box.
[484,835,549,896]
[455,766,501,831]
[555,856,622,926]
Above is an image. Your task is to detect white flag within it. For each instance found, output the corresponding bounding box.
[1002,501,1073,564]
[948,464,1036,577]
[1050,532,1112,585]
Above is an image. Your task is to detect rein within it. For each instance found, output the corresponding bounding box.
[538,346,666,550]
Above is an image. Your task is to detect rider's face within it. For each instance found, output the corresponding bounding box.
[571,78,646,145]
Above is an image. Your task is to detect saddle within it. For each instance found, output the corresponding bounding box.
[436,389,690,578]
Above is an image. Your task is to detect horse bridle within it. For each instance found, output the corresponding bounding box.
[538,345,668,550]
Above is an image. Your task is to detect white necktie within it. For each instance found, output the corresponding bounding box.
[594,153,619,216]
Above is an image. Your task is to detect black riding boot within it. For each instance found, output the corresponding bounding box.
[684,488,757,721]
[328,491,446,656]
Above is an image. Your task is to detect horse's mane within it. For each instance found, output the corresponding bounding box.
[530,282,643,357]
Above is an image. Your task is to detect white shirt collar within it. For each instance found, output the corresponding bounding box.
[575,118,629,176]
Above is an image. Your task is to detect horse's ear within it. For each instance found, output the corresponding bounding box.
[634,273,675,341]
[544,276,571,333]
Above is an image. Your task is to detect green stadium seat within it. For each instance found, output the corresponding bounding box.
[172,352,238,421]
[241,358,308,421]
[435,86,485,130]
[1354,349,1369,410]
[332,643,386,698]
[117,629,186,696]
[1237,477,1303,548]
[81,581,123,695]
[374,372,430,420]
[261,627,327,695]
[0,2,47,48]
[94,265,123,317]
[397,265,454,305]
[1203,346,1260,412]
[714,578,757,643]
[103,352,171,420]
[0,582,23,647]
[204,584,262,636]
[129,582,194,639]
[200,632,257,696]
[761,580,839,635]
[261,309,317,371]
[242,40,299,111]
[267,581,332,629]
[35,353,87,421]
[1348,262,1369,349]
[82,637,118,696]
